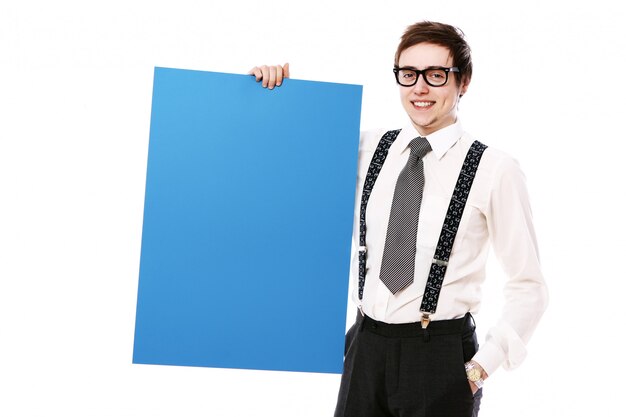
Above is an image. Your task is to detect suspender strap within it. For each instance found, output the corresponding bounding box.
[358,131,488,322]
[358,129,402,300]
[420,140,488,322]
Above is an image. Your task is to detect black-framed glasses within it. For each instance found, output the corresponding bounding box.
[393,66,460,87]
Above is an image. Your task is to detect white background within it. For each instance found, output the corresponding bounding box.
[1,1,624,416]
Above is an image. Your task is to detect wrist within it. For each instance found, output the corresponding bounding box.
[464,360,487,388]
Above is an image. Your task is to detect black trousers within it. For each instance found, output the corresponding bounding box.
[334,312,482,417]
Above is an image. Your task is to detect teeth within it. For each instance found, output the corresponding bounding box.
[413,101,433,107]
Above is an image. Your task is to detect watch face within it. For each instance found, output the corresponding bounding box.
[467,367,482,382]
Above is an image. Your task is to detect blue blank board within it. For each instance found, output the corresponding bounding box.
[133,67,362,374]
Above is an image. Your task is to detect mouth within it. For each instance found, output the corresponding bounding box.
[412,100,435,109]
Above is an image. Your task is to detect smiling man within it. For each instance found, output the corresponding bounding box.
[250,21,548,417]
[395,43,468,135]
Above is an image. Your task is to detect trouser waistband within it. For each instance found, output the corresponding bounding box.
[360,312,475,338]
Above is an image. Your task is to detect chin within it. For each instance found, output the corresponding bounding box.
[410,117,436,132]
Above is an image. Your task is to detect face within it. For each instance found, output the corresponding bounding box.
[397,43,470,136]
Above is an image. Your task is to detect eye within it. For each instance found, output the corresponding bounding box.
[426,70,446,80]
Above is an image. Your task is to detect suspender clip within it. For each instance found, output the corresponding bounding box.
[432,258,449,267]
[421,313,430,329]
[358,305,365,317]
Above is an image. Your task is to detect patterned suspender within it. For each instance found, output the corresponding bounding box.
[419,140,487,327]
[358,129,402,301]
[357,130,488,326]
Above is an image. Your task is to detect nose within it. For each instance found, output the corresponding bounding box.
[411,74,429,93]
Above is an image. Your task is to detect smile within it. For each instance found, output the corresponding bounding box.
[412,101,434,108]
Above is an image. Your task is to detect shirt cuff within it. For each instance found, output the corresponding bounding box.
[471,340,506,377]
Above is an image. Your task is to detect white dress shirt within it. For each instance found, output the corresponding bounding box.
[350,120,548,376]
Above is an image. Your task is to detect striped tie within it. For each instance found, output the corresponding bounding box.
[379,136,431,294]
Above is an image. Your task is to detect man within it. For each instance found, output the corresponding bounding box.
[250,21,548,417]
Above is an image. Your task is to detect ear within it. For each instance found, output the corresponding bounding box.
[459,75,471,98]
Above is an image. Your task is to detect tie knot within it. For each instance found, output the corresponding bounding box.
[409,136,431,158]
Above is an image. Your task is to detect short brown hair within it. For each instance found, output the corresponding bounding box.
[394,21,472,86]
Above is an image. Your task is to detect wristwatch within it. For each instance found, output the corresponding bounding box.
[464,361,484,389]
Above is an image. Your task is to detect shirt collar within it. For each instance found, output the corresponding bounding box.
[402,120,464,160]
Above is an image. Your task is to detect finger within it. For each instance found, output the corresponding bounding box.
[268,66,277,89]
[250,65,270,85]
[283,62,290,78]
[247,66,263,82]
[259,65,270,87]
[275,65,284,86]
[469,381,478,395]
